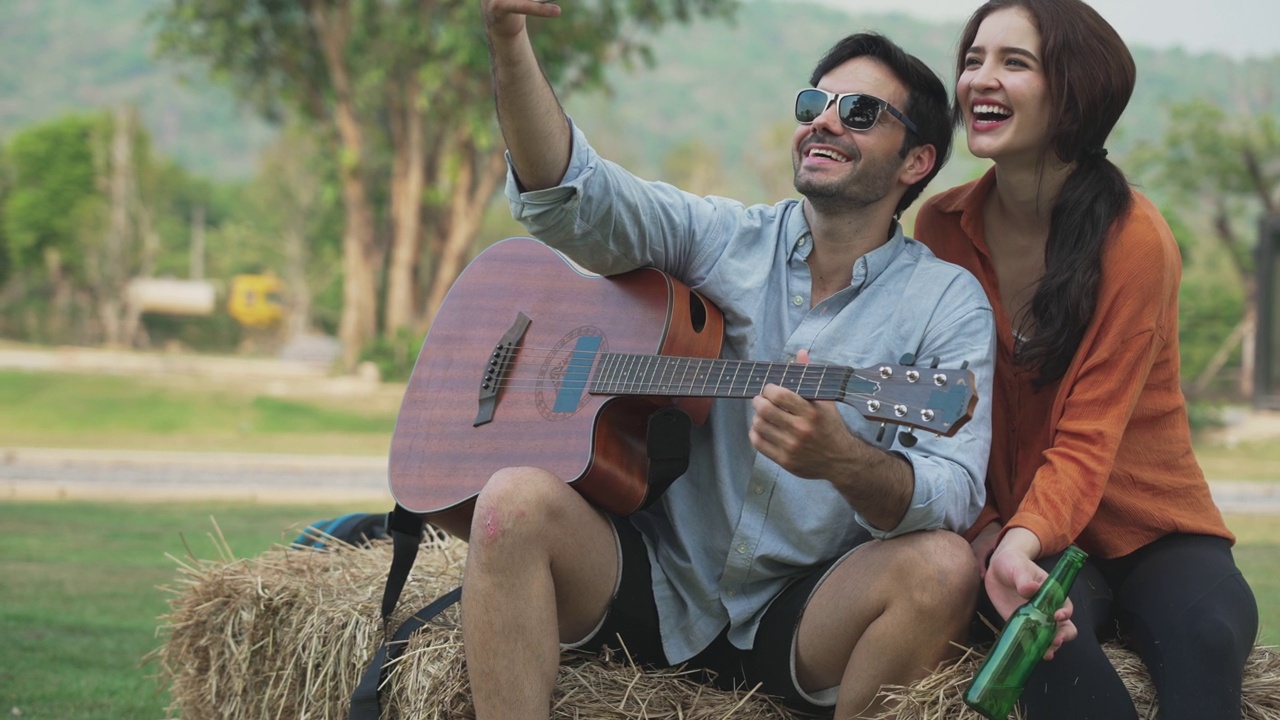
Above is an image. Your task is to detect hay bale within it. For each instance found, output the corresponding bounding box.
[154,531,1280,720]
[870,636,1280,720]
[153,528,792,719]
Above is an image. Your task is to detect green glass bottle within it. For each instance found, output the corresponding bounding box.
[963,545,1088,720]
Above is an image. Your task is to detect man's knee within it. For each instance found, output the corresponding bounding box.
[892,531,980,615]
[469,467,569,550]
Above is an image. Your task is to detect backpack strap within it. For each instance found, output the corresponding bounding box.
[349,504,461,720]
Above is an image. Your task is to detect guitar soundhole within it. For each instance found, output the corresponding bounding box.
[688,291,707,333]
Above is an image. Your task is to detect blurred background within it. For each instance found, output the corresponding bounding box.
[0,0,1277,717]
[0,0,1277,408]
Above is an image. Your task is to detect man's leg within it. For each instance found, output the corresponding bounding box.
[461,466,620,720]
[793,530,979,718]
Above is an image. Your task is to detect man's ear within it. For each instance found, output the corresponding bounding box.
[899,143,937,186]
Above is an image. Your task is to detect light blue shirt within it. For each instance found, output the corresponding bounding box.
[505,120,995,663]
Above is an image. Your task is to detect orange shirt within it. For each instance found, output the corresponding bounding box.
[915,169,1233,559]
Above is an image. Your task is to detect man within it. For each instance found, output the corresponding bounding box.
[448,1,997,717]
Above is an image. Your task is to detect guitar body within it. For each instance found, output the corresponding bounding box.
[389,237,724,517]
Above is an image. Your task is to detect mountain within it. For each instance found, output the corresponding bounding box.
[2,0,1277,194]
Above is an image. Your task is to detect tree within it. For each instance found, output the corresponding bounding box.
[1131,101,1280,399]
[153,0,737,370]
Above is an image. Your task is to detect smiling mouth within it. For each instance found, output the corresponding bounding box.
[972,104,1012,124]
[804,146,851,163]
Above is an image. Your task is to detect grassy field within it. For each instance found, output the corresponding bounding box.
[0,500,389,719]
[0,369,398,455]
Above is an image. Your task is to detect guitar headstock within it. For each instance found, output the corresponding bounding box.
[845,358,977,441]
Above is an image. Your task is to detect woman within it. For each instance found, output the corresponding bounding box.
[914,1,1259,718]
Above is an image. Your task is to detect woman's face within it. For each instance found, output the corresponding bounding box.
[957,6,1053,166]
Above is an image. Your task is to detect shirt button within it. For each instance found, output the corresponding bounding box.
[791,295,804,306]
[736,543,748,554]
[798,236,808,246]
[753,484,764,495]
[727,589,737,597]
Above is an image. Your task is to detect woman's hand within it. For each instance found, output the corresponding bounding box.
[985,528,1078,660]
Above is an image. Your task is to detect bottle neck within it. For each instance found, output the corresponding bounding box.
[1029,546,1087,614]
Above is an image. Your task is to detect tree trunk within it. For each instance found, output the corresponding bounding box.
[309,0,379,371]
[420,142,507,328]
[384,74,425,335]
[121,199,161,348]
[100,106,135,348]
[283,209,313,340]
[190,205,206,280]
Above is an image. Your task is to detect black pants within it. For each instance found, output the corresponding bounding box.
[976,534,1258,720]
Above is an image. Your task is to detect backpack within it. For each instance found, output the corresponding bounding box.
[293,512,389,550]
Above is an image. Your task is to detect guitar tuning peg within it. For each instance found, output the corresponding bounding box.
[876,423,887,443]
[897,428,918,448]
[960,359,970,370]
[929,356,941,368]
[898,353,916,366]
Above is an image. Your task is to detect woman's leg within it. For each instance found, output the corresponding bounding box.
[1107,534,1258,720]
[1016,553,1139,720]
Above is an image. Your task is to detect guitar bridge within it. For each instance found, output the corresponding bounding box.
[475,312,531,426]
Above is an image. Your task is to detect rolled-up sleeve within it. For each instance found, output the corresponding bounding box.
[856,270,995,539]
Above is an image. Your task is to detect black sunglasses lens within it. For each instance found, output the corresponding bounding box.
[838,95,881,130]
[795,90,829,123]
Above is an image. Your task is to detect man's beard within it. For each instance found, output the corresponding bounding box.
[793,156,896,212]
[792,149,899,213]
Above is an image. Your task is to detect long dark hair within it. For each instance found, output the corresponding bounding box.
[810,33,953,217]
[955,0,1135,384]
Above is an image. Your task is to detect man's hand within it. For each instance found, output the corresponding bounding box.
[481,0,562,40]
[985,528,1078,660]
[748,350,856,479]
[748,349,913,529]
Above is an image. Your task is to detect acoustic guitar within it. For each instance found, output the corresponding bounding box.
[389,237,977,517]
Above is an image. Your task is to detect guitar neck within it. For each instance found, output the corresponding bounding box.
[590,353,853,401]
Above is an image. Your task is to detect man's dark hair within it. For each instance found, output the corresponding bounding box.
[808,33,952,217]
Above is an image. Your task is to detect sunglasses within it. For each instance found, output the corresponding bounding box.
[794,88,919,135]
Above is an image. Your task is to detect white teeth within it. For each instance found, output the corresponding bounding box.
[808,148,850,162]
[973,104,1011,117]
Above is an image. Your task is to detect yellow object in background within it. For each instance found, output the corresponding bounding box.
[227,274,284,328]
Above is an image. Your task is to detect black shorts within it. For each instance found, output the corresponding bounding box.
[575,515,859,716]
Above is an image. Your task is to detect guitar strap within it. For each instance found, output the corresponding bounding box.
[349,504,457,720]
[641,406,693,509]
[348,407,693,718]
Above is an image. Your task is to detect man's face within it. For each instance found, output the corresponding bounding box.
[791,57,913,211]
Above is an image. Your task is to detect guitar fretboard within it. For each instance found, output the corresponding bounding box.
[590,353,852,401]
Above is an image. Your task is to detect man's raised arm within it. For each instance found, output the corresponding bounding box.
[481,0,572,191]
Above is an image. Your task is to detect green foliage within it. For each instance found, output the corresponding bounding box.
[2,113,107,275]
[1185,400,1226,433]
[359,327,424,383]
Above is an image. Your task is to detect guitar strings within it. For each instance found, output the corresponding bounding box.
[471,347,844,395]
[453,346,955,420]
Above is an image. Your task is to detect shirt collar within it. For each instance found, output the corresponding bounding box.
[789,204,908,292]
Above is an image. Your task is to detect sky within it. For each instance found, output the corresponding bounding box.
[793,0,1280,60]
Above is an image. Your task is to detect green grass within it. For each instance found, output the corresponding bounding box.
[1195,440,1280,482]
[0,370,397,455]
[0,500,388,719]
[0,501,1276,719]
[1225,513,1280,647]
